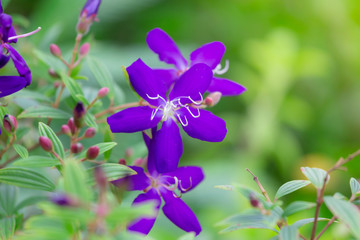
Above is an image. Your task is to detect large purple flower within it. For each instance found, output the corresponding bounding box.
[146,28,246,96]
[112,154,204,236]
[107,59,227,172]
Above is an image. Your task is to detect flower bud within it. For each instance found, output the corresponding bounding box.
[249,193,260,208]
[205,92,222,107]
[73,102,86,128]
[61,124,72,136]
[70,143,83,154]
[87,146,99,159]
[118,158,126,165]
[39,136,53,152]
[48,69,60,79]
[53,81,61,88]
[97,87,109,98]
[3,114,17,133]
[79,43,90,57]
[49,44,62,57]
[133,158,145,167]
[50,193,78,207]
[67,118,76,135]
[84,127,96,138]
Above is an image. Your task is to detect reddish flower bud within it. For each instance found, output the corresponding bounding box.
[49,44,62,57]
[79,42,90,57]
[67,118,76,135]
[97,87,109,98]
[48,69,60,79]
[73,102,86,128]
[61,124,72,136]
[84,127,96,138]
[3,114,17,133]
[118,158,126,165]
[133,158,145,167]
[39,136,53,152]
[87,146,99,159]
[249,193,260,208]
[70,143,83,154]
[53,81,61,88]
[205,92,222,107]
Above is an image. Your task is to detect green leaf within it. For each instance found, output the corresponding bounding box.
[21,216,69,240]
[39,122,65,159]
[60,73,88,104]
[13,89,52,103]
[324,196,360,238]
[350,178,360,195]
[14,196,48,212]
[217,211,265,226]
[279,226,299,240]
[63,160,91,202]
[283,201,316,217]
[18,106,71,119]
[87,163,136,185]
[0,216,15,240]
[12,144,29,159]
[103,126,114,161]
[79,142,117,159]
[219,222,278,234]
[0,168,55,191]
[292,218,329,228]
[84,112,98,130]
[178,232,196,240]
[300,167,329,189]
[275,180,310,200]
[0,106,9,121]
[0,185,17,216]
[87,56,124,104]
[13,155,60,168]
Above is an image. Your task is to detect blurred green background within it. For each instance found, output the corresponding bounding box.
[5,0,360,239]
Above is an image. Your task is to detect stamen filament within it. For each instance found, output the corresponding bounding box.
[146,93,167,104]
[177,114,188,127]
[150,106,161,120]
[8,27,42,41]
[185,106,200,118]
[213,59,229,75]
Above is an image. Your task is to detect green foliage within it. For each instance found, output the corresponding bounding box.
[12,144,29,159]
[13,156,60,168]
[86,163,136,185]
[63,160,91,202]
[350,178,360,195]
[300,167,329,189]
[18,106,71,119]
[275,180,311,200]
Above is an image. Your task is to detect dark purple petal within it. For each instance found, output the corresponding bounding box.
[81,0,102,17]
[0,2,3,14]
[146,28,188,71]
[142,131,151,150]
[7,26,17,43]
[208,77,246,96]
[6,44,31,85]
[163,166,204,193]
[0,76,27,98]
[128,189,161,235]
[153,118,182,173]
[111,166,151,191]
[0,52,10,69]
[169,63,212,103]
[190,42,225,69]
[0,13,12,42]
[177,108,227,142]
[161,190,202,235]
[127,59,167,106]
[107,106,161,133]
[153,68,178,89]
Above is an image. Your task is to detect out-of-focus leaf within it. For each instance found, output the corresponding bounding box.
[13,89,52,103]
[0,168,55,191]
[15,127,30,140]
[0,106,9,121]
[13,156,60,168]
[60,73,88,104]
[39,122,65,159]
[86,163,136,185]
[63,160,91,202]
[217,211,265,226]
[275,180,310,200]
[12,144,29,159]
[33,49,62,72]
[324,196,360,238]
[14,195,48,212]
[79,142,117,159]
[283,201,316,217]
[103,126,114,161]
[350,178,360,195]
[279,226,299,240]
[18,106,71,119]
[0,185,17,216]
[219,222,278,234]
[39,202,92,224]
[300,167,329,189]
[178,232,196,240]
[84,112,97,130]
[0,216,15,240]
[292,218,329,229]
[20,216,69,240]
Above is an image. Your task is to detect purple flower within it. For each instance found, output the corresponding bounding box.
[146,28,246,96]
[107,59,227,172]
[81,0,102,18]
[112,161,204,235]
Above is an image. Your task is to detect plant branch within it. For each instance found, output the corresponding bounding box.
[246,168,271,202]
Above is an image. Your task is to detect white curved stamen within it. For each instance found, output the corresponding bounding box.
[186,106,200,118]
[146,94,167,104]
[177,98,187,107]
[8,27,42,41]
[187,92,203,105]
[150,106,161,120]
[179,178,193,192]
[177,114,188,127]
[213,59,229,75]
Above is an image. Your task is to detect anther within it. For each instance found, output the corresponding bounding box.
[179,178,193,192]
[8,27,42,41]
[172,191,182,198]
[213,59,229,75]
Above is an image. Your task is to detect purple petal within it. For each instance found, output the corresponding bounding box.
[107,106,161,133]
[6,44,31,85]
[169,63,212,103]
[7,26,17,44]
[163,166,204,193]
[161,190,202,235]
[153,118,183,173]
[146,28,188,71]
[128,189,161,235]
[177,108,227,142]
[0,53,10,69]
[208,77,246,96]
[81,0,102,17]
[190,42,225,69]
[0,76,27,98]
[111,166,151,191]
[153,68,178,89]
[127,59,167,106]
[0,13,12,42]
